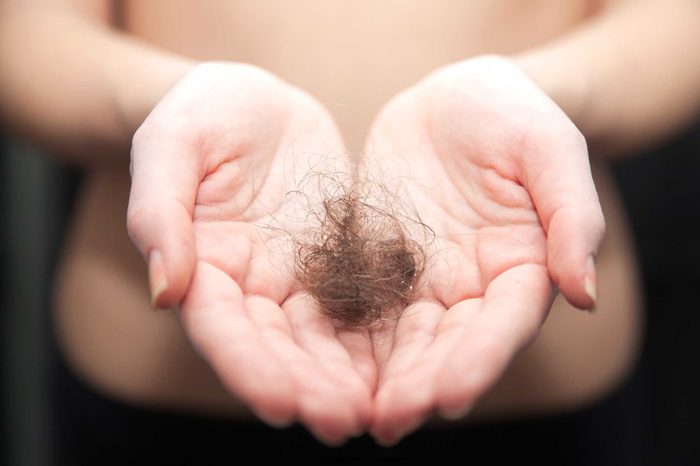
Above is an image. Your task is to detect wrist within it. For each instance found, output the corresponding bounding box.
[109,47,197,148]
[511,49,594,136]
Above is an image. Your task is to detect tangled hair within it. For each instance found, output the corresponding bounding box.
[293,161,430,327]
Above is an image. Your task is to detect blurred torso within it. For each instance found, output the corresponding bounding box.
[55,0,642,421]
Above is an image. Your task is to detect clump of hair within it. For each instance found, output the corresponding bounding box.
[292,160,429,327]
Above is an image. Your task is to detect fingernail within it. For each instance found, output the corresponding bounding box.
[584,255,597,313]
[439,403,472,421]
[148,249,168,309]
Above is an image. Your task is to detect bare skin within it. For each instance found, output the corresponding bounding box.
[47,0,649,446]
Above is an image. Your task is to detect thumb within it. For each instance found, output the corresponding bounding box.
[522,128,605,311]
[127,126,200,309]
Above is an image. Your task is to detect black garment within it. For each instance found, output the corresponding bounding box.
[50,339,653,465]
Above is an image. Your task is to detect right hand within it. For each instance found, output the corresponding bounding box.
[127,62,374,445]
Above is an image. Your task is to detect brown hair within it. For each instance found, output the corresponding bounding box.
[293,166,429,327]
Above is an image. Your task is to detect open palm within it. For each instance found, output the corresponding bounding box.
[365,56,605,444]
[127,63,373,445]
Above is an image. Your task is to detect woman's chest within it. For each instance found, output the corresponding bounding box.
[123,0,599,148]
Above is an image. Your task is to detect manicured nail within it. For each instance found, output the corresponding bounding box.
[148,249,168,309]
[584,255,598,313]
[439,403,472,421]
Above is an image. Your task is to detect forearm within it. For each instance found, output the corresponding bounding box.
[515,0,700,158]
[0,1,194,163]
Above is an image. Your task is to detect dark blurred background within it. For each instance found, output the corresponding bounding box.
[1,122,699,465]
[0,139,79,466]
[612,124,700,465]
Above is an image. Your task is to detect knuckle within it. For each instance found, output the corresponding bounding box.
[130,123,149,149]
[564,122,587,148]
[573,127,587,150]
[594,211,607,243]
[583,204,606,246]
[126,204,152,238]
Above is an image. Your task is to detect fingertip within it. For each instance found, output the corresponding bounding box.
[297,390,359,448]
[438,403,473,421]
[161,241,197,309]
[305,412,354,447]
[148,249,169,309]
[434,351,497,422]
[370,379,432,446]
[371,420,417,448]
[544,202,604,311]
[546,220,597,311]
[349,423,366,439]
[129,201,197,309]
[149,249,196,309]
[368,390,390,442]
[232,371,299,433]
[435,381,476,423]
[352,391,374,433]
[374,433,401,448]
[369,416,398,447]
[553,253,597,312]
[243,366,299,431]
[254,405,296,429]
[314,432,350,448]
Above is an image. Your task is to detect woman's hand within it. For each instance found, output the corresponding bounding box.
[127,62,373,445]
[364,56,605,444]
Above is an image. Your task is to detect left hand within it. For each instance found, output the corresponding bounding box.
[363,56,605,444]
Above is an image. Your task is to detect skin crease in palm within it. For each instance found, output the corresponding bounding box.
[292,164,432,327]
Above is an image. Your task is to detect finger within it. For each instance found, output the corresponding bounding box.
[282,294,373,434]
[180,262,296,426]
[193,222,251,283]
[372,299,444,389]
[435,263,553,417]
[521,127,605,310]
[336,328,378,394]
[371,299,478,445]
[128,126,201,308]
[246,295,358,446]
[242,239,294,304]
